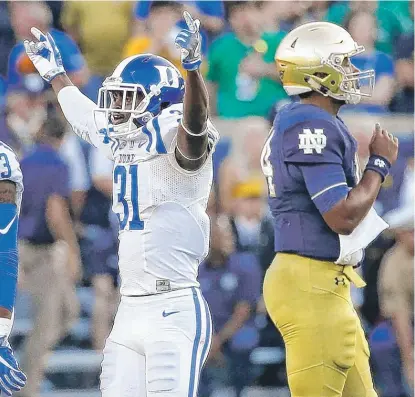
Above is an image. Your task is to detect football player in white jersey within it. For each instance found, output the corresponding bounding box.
[25,12,217,397]
[0,142,27,396]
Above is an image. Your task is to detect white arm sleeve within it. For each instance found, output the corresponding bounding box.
[90,147,114,179]
[57,86,114,160]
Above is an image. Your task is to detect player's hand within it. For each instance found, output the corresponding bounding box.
[23,27,66,83]
[369,123,399,166]
[0,344,27,396]
[174,11,202,71]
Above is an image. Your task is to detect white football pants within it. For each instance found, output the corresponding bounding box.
[100,287,212,397]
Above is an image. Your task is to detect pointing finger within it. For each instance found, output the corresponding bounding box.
[30,27,46,42]
[183,11,199,33]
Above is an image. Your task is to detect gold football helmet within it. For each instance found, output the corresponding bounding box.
[275,22,375,105]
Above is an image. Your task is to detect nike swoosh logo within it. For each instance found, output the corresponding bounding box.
[162,310,180,318]
[0,215,16,235]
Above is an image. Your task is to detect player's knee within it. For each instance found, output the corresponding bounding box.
[146,341,180,393]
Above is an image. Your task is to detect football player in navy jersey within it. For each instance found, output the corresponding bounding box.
[261,22,398,397]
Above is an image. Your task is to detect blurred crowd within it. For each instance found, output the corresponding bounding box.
[0,1,413,397]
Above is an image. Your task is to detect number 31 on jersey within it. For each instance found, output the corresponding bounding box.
[113,164,143,231]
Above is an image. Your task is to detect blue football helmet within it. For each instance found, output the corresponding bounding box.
[94,54,185,139]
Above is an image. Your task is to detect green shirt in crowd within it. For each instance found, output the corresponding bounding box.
[207,31,287,119]
[324,1,414,55]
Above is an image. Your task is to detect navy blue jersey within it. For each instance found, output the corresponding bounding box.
[262,102,360,260]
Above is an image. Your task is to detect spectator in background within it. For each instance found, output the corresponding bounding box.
[324,0,412,55]
[340,10,395,115]
[0,2,15,76]
[0,75,6,110]
[61,1,133,100]
[0,74,90,222]
[375,204,414,396]
[44,0,64,30]
[229,180,275,275]
[17,112,81,397]
[132,0,225,41]
[80,147,118,350]
[206,1,287,119]
[218,117,268,214]
[7,1,89,90]
[199,215,262,397]
[2,75,48,155]
[391,1,414,114]
[59,128,90,225]
[276,1,321,31]
[123,2,189,76]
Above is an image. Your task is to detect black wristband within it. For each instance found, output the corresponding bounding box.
[365,155,391,182]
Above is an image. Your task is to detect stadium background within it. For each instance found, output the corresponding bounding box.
[0,1,413,396]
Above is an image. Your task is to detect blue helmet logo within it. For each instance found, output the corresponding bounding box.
[94,54,185,139]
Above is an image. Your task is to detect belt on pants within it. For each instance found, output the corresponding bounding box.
[342,265,366,288]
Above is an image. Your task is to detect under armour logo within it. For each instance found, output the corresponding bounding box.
[335,277,346,286]
[374,158,386,168]
[299,128,327,154]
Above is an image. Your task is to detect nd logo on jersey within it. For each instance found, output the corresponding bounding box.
[299,128,327,154]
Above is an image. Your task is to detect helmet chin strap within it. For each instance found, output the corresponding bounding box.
[307,77,361,105]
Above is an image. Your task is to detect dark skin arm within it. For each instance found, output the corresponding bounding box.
[323,124,399,235]
[0,181,16,319]
[51,74,74,96]
[323,171,382,235]
[175,69,209,171]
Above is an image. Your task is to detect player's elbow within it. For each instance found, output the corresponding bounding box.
[323,208,358,235]
[329,223,355,236]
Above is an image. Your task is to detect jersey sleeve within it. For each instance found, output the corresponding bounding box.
[0,143,23,206]
[90,147,114,179]
[283,119,344,165]
[57,86,115,160]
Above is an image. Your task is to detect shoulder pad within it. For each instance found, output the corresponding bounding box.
[146,103,183,154]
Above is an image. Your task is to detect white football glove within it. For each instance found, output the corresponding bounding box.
[23,27,66,83]
[174,11,202,71]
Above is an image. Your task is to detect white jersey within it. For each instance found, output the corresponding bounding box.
[0,142,23,210]
[58,86,219,296]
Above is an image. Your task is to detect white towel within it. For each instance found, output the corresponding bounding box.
[335,207,389,266]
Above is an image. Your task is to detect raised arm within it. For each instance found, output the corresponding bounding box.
[24,28,102,149]
[174,12,210,171]
[322,124,398,234]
